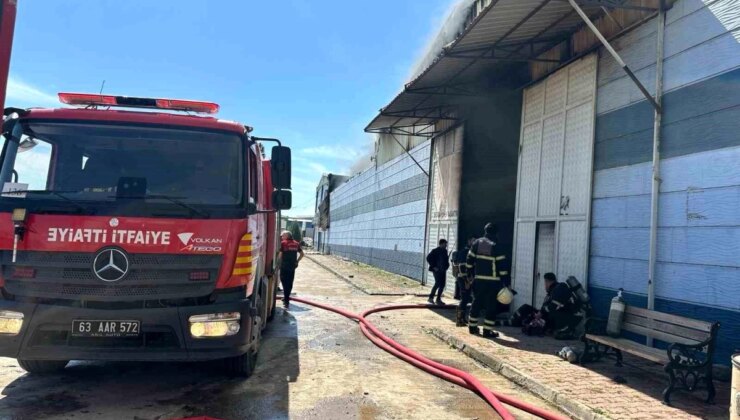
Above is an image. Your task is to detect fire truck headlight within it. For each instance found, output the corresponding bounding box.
[0,311,24,335]
[188,312,241,338]
[11,208,28,223]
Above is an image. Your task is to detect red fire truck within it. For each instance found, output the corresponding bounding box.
[0,92,292,376]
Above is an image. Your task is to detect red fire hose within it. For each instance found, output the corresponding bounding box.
[290,297,568,420]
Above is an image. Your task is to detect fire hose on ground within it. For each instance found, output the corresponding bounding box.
[289,296,568,420]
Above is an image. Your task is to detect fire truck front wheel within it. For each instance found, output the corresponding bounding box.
[223,348,256,377]
[17,359,69,374]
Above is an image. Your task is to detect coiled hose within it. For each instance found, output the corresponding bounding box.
[289,297,568,420]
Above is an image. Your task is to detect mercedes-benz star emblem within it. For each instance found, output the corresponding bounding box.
[92,248,129,282]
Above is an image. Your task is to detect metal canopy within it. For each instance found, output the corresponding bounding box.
[366,0,657,135]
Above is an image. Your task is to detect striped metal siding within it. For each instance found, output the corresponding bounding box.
[328,141,431,280]
[589,0,740,362]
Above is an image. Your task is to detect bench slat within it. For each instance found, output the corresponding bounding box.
[625,306,713,332]
[585,334,668,364]
[624,313,709,343]
[621,322,700,346]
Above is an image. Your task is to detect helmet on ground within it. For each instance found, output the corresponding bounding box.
[497,287,514,305]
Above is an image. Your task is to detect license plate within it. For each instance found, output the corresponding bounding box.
[72,320,140,338]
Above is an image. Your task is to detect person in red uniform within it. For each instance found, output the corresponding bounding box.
[278,231,304,309]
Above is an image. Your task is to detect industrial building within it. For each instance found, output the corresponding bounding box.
[313,173,349,254]
[326,0,739,363]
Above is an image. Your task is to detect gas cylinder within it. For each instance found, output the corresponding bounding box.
[606,289,626,338]
[565,276,590,306]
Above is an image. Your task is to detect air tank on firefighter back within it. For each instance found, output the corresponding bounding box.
[606,289,626,337]
[565,276,589,308]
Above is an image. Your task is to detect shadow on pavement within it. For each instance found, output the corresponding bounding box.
[428,304,730,419]
[0,309,300,420]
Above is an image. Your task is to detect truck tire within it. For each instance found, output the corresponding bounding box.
[17,359,69,374]
[223,349,256,378]
[267,281,277,322]
[224,295,262,378]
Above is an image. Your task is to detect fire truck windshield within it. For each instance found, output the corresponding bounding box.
[0,121,245,218]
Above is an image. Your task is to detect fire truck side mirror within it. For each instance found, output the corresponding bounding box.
[272,190,292,210]
[270,146,291,190]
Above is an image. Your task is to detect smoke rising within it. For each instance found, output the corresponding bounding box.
[409,0,476,81]
[346,133,375,176]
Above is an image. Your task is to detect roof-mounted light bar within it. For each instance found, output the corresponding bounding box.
[58,92,220,114]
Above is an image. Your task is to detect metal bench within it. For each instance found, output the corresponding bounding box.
[581,305,720,405]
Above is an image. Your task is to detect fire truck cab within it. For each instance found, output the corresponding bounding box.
[0,93,291,377]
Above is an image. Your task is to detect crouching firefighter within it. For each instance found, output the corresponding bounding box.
[541,273,583,339]
[467,223,510,338]
[453,237,475,326]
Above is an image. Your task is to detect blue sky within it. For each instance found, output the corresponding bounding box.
[7,0,454,215]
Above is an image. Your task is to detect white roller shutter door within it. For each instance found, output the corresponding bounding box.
[512,54,597,308]
[424,125,464,290]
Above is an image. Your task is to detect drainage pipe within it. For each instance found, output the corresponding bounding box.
[647,1,666,330]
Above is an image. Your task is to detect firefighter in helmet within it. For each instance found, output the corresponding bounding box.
[453,236,476,326]
[540,272,582,339]
[466,223,511,338]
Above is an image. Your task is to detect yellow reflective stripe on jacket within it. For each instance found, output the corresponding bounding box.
[495,255,506,261]
[476,254,496,261]
[498,271,509,276]
[474,275,500,281]
[467,251,477,258]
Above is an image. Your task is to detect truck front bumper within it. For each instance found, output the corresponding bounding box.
[0,298,253,362]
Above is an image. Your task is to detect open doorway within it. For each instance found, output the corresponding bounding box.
[533,222,556,307]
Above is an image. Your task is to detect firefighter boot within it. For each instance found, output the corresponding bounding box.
[455,308,465,327]
[468,325,479,335]
[482,329,500,339]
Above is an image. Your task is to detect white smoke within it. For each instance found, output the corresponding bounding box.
[408,0,477,82]
[347,134,376,175]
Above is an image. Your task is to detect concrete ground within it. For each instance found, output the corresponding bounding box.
[0,257,563,420]
[311,254,732,420]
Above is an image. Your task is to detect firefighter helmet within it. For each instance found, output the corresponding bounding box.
[497,287,514,305]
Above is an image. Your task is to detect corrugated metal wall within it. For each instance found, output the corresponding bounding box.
[424,125,464,289]
[532,0,662,80]
[375,131,430,167]
[589,0,740,362]
[328,141,431,280]
[512,54,598,308]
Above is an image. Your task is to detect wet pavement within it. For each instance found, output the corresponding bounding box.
[0,258,563,420]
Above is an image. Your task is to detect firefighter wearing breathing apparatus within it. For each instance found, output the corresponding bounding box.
[541,273,583,340]
[466,223,511,338]
[453,237,475,326]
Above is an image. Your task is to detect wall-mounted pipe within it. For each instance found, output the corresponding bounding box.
[647,1,666,345]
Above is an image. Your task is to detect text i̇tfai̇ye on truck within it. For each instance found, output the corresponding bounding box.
[0,91,292,377]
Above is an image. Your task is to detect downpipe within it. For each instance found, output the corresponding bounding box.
[290,297,568,420]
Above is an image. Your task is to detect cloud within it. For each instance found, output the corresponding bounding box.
[287,137,374,216]
[6,77,59,107]
[306,162,329,174]
[300,145,362,162]
[13,143,53,190]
